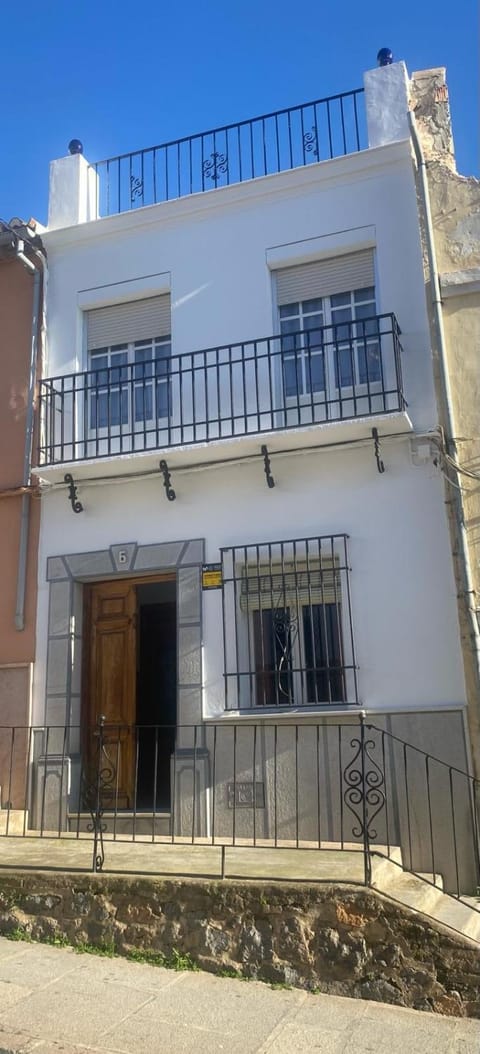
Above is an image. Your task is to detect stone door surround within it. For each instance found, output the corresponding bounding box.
[44,538,204,738]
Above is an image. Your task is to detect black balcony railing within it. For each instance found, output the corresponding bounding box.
[92,89,365,217]
[38,314,405,467]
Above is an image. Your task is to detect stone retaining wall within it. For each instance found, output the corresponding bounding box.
[0,872,478,1018]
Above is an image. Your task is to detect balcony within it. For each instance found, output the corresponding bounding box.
[38,314,408,473]
[92,89,366,217]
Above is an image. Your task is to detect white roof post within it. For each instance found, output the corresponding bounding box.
[48,141,99,230]
[364,58,411,148]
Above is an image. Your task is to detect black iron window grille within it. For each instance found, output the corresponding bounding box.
[221,534,358,711]
[38,315,405,466]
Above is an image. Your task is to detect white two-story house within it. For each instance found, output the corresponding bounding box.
[25,58,477,891]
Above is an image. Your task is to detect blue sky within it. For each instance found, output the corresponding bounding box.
[1,0,477,225]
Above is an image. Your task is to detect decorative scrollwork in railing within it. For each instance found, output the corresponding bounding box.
[202,151,228,184]
[303,127,319,158]
[82,716,117,872]
[130,175,144,202]
[343,729,386,843]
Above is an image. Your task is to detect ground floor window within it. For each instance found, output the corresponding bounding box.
[221,534,357,711]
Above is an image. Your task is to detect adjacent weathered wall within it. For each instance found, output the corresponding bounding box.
[411,68,480,775]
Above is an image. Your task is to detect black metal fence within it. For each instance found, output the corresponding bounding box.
[0,719,479,914]
[92,90,366,216]
[38,314,405,466]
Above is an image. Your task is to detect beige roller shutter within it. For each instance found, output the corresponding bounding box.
[87,294,171,350]
[240,561,341,611]
[276,250,375,306]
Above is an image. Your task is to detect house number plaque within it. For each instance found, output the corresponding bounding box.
[227,782,265,809]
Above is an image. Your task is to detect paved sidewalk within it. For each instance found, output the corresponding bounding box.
[0,937,477,1053]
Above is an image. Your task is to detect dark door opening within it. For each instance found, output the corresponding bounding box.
[136,579,177,809]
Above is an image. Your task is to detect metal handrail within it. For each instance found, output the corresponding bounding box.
[92,88,365,215]
[38,314,406,466]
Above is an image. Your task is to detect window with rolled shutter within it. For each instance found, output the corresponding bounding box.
[275,250,375,306]
[275,250,380,392]
[86,295,172,430]
[87,294,171,351]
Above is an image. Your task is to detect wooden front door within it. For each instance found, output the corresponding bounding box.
[85,580,137,808]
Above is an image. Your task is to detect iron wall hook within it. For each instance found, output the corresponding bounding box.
[64,473,83,513]
[261,445,275,489]
[159,459,176,501]
[372,429,385,474]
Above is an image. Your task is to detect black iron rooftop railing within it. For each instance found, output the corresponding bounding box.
[92,89,366,216]
[38,313,405,466]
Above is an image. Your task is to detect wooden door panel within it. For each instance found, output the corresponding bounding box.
[85,580,137,808]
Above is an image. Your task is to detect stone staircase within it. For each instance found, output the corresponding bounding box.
[370,849,480,944]
[1,796,479,943]
[67,810,171,837]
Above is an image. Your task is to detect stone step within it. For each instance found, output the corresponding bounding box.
[378,872,445,915]
[432,897,480,942]
[0,810,28,835]
[68,811,171,837]
[375,865,480,944]
[369,848,403,887]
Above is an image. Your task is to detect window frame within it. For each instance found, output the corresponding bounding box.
[88,334,172,436]
[278,284,380,404]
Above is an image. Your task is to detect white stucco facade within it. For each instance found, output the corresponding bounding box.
[32,62,470,786]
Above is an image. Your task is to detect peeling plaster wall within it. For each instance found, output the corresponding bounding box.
[411,67,480,772]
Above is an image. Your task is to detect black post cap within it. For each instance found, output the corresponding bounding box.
[68,139,84,156]
[377,48,393,66]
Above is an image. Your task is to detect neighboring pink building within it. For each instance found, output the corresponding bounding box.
[0,221,45,803]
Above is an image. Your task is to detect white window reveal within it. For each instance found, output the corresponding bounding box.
[86,295,171,434]
[276,250,381,401]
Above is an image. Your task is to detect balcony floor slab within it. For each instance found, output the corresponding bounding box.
[35,410,413,485]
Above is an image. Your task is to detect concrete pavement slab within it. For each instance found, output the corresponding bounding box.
[99,972,305,1054]
[270,990,368,1032]
[342,1006,461,1054]
[0,981,32,1012]
[261,1025,348,1053]
[65,954,186,994]
[0,980,156,1047]
[0,946,79,989]
[99,1010,278,1054]
[0,937,477,1054]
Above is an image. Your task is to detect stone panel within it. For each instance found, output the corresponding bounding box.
[110,543,138,573]
[66,551,115,579]
[178,625,202,686]
[45,639,70,696]
[33,754,71,831]
[176,687,203,729]
[46,556,70,582]
[72,582,83,635]
[48,581,72,638]
[180,539,205,565]
[133,542,184,571]
[177,566,201,624]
